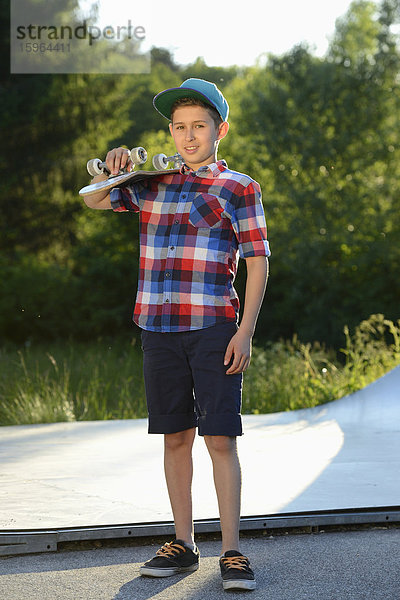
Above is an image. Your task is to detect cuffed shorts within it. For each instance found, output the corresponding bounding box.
[141,321,243,436]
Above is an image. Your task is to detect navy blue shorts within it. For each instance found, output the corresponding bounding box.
[141,321,243,436]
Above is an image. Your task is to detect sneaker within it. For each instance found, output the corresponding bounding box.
[219,550,256,591]
[139,539,199,577]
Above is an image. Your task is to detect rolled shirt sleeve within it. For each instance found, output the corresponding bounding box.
[228,180,271,259]
[110,185,140,213]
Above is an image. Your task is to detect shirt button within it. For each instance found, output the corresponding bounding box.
[165,272,171,278]
[181,194,187,199]
[175,219,179,224]
[165,299,170,303]
[170,246,175,251]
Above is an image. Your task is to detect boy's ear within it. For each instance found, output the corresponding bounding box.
[217,121,229,141]
[169,122,173,136]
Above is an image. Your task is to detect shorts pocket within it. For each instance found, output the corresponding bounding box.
[189,193,224,228]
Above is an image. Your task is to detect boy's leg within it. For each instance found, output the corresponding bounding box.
[204,435,241,553]
[139,425,199,578]
[164,427,196,546]
[141,329,199,543]
[204,434,256,591]
[140,330,200,577]
[184,322,243,552]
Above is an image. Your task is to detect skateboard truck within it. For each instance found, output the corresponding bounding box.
[152,153,183,170]
[86,147,148,177]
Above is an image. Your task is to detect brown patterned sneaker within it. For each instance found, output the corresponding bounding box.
[140,539,199,577]
[219,550,256,591]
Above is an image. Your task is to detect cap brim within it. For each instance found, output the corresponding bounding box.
[153,87,218,120]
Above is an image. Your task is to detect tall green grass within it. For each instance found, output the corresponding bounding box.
[1,314,399,426]
[0,338,146,425]
[244,313,400,413]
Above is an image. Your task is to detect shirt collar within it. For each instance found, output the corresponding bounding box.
[180,159,227,178]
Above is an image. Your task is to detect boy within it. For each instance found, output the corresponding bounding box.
[83,78,270,591]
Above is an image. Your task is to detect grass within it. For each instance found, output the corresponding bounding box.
[0,337,147,425]
[244,313,400,414]
[1,314,399,426]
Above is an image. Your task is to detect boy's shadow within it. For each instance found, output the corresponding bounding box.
[114,571,220,599]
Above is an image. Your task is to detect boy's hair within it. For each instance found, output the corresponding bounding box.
[170,98,223,128]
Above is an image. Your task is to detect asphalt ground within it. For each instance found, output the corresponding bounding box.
[1,527,399,600]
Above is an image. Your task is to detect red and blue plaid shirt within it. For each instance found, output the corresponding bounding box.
[110,160,270,332]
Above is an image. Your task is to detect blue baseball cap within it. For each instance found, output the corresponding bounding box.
[153,78,229,122]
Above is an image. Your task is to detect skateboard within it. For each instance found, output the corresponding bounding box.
[79,147,183,197]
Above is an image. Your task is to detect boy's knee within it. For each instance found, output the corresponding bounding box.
[164,428,195,451]
[204,435,237,455]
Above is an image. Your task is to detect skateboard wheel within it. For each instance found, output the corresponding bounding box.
[87,158,103,176]
[152,153,169,170]
[130,146,147,165]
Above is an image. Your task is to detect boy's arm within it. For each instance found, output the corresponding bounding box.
[83,147,133,210]
[224,255,269,375]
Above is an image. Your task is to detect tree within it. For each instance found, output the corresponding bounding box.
[223,0,400,346]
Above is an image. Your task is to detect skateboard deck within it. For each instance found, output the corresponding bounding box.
[79,168,180,198]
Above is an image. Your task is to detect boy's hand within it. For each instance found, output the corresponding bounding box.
[224,329,252,375]
[105,147,133,175]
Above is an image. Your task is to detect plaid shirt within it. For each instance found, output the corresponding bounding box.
[110,160,270,332]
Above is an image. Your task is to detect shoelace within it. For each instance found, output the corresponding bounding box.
[221,555,250,571]
[156,541,186,558]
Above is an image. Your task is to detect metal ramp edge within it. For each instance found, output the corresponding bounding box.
[1,506,399,557]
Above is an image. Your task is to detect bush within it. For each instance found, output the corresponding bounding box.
[244,314,400,414]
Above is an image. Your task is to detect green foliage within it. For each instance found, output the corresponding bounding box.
[180,57,241,87]
[329,1,381,65]
[0,241,139,342]
[244,314,400,414]
[0,350,76,425]
[0,339,146,425]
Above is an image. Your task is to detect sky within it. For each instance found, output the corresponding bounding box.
[78,0,356,67]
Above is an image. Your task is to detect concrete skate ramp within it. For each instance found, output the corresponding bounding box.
[0,366,399,530]
[241,364,400,515]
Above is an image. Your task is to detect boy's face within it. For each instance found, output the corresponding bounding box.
[169,105,228,171]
